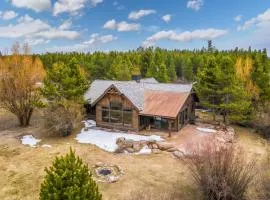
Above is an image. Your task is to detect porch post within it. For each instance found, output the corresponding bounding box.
[168,120,172,137]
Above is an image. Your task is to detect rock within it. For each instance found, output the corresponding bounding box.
[166,147,179,152]
[152,149,161,154]
[156,142,175,150]
[125,147,135,153]
[152,143,159,149]
[107,176,119,183]
[133,142,142,152]
[116,137,133,149]
[173,150,184,158]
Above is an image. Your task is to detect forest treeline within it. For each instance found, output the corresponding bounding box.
[38,44,270,131]
[0,42,269,134]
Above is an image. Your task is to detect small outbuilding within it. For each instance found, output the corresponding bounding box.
[84,77,197,133]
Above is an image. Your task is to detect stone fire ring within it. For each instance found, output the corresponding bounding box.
[92,163,124,183]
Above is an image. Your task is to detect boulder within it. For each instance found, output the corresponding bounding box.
[116,137,133,149]
[125,147,135,153]
[132,142,142,152]
[173,150,184,158]
[152,143,159,149]
[156,142,175,150]
[166,147,179,152]
[152,149,161,154]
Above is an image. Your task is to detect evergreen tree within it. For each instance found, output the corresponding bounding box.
[167,55,177,82]
[42,57,89,101]
[140,47,154,77]
[108,55,132,81]
[183,57,194,81]
[195,56,220,120]
[218,56,252,124]
[40,149,102,200]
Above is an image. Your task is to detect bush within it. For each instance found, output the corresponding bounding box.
[40,148,102,200]
[44,100,83,137]
[182,141,256,200]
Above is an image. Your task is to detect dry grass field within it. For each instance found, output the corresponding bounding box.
[0,109,269,200]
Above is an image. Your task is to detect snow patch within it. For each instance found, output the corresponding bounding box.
[21,135,41,147]
[83,120,96,128]
[41,144,52,148]
[136,146,152,154]
[75,128,163,153]
[196,127,217,133]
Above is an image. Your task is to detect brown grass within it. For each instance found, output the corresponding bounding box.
[0,110,269,200]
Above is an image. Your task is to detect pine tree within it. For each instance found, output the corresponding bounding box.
[42,57,89,101]
[167,55,177,82]
[183,57,194,82]
[195,56,220,120]
[218,56,252,124]
[108,55,132,81]
[40,149,102,200]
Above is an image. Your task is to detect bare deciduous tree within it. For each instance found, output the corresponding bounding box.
[0,43,45,127]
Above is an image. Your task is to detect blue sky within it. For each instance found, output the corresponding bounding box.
[0,0,269,53]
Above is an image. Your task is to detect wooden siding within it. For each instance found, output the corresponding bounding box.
[96,88,139,132]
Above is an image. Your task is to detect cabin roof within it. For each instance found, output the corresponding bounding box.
[84,78,193,118]
[140,91,190,118]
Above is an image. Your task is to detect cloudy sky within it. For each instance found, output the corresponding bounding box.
[0,0,269,53]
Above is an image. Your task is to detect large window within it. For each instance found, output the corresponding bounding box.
[101,100,132,126]
[123,109,132,126]
[102,106,109,122]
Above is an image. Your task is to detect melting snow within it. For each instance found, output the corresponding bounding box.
[41,144,52,148]
[83,120,96,128]
[75,120,163,153]
[196,127,217,133]
[136,146,152,154]
[21,135,41,147]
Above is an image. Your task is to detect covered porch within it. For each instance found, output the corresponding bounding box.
[139,112,187,133]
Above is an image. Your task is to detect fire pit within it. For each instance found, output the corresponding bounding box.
[92,163,124,183]
[98,169,112,176]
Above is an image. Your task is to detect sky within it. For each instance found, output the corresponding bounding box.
[0,0,269,54]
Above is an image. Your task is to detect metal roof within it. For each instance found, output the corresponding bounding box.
[140,91,190,118]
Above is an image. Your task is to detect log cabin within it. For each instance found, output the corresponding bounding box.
[84,77,198,133]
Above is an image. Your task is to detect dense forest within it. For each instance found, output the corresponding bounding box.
[38,42,270,133]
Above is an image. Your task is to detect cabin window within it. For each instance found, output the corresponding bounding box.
[101,106,109,122]
[101,100,133,126]
[110,110,122,124]
[123,109,132,126]
[110,101,122,110]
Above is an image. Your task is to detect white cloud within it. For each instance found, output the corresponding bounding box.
[90,0,103,7]
[53,0,102,16]
[162,14,172,23]
[34,29,79,40]
[234,15,242,22]
[143,28,228,47]
[0,10,18,20]
[11,0,51,12]
[0,14,80,40]
[103,19,140,32]
[46,33,117,52]
[187,0,204,11]
[128,9,156,20]
[59,19,72,30]
[237,9,270,31]
[24,38,50,46]
[53,0,86,16]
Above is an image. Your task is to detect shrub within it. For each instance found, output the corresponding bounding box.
[182,141,256,200]
[40,148,102,200]
[44,100,83,137]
